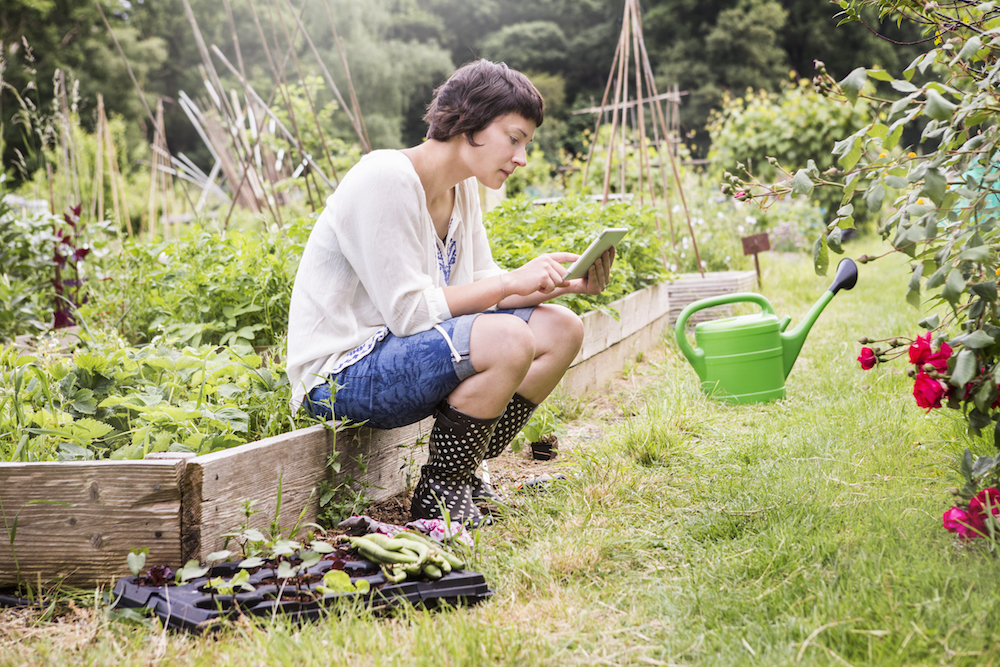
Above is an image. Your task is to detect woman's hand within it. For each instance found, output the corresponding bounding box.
[504,252,578,296]
[574,247,615,295]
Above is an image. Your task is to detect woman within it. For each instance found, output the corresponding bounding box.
[286,60,614,526]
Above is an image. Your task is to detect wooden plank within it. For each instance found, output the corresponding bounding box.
[0,459,185,586]
[182,418,433,560]
[668,270,758,325]
[561,312,670,397]
[571,282,671,366]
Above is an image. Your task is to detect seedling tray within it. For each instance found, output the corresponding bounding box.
[111,558,492,633]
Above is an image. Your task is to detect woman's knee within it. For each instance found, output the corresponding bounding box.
[532,304,584,354]
[469,313,535,373]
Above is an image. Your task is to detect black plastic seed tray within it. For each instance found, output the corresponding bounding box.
[111,558,493,633]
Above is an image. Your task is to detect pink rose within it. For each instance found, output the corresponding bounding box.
[857,347,877,370]
[913,372,946,410]
[909,333,933,365]
[943,506,978,539]
[734,190,748,201]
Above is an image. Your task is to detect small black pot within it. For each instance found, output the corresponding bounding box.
[530,441,557,461]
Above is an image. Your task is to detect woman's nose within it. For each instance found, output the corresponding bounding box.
[513,145,528,167]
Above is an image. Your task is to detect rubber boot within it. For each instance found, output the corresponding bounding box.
[410,401,499,526]
[470,393,537,504]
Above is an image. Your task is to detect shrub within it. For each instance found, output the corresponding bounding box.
[708,78,872,223]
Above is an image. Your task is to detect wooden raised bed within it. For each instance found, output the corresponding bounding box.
[0,271,755,587]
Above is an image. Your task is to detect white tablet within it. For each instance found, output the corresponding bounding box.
[561,228,628,281]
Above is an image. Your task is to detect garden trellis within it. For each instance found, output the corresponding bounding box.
[575,0,703,275]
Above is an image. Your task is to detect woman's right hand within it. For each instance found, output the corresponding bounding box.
[505,252,578,296]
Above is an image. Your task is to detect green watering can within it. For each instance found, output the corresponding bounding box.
[675,258,858,404]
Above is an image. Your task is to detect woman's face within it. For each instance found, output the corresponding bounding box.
[462,113,536,190]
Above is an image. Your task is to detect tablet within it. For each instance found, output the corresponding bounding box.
[562,228,628,281]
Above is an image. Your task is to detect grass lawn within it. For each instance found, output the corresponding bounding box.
[3,236,999,666]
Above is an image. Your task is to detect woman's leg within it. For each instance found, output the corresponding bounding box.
[454,305,585,505]
[447,304,584,417]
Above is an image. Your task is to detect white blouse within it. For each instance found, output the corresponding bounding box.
[285,150,504,411]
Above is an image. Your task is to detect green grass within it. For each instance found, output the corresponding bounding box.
[4,237,1000,666]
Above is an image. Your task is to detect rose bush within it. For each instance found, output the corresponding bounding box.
[723,0,1000,536]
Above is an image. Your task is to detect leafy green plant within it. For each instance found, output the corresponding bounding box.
[512,402,566,454]
[0,340,310,462]
[485,196,669,314]
[79,218,312,348]
[708,77,873,224]
[316,450,379,529]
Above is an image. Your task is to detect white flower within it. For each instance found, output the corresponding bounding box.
[717,211,725,219]
[673,204,681,213]
[737,225,745,233]
[725,256,731,262]
[682,237,689,249]
[669,263,677,271]
[745,216,757,225]
[700,260,707,268]
[680,252,686,259]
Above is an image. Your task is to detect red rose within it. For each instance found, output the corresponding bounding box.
[857,347,877,370]
[925,341,952,373]
[968,488,1000,533]
[909,333,933,365]
[943,506,978,539]
[913,372,946,409]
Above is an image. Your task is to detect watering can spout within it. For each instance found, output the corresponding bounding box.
[780,258,858,378]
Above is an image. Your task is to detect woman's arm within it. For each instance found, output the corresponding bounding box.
[443,248,615,314]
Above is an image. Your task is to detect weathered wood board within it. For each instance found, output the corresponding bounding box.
[182,418,433,561]
[668,270,758,326]
[0,459,185,586]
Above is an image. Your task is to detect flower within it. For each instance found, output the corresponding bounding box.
[879,151,887,158]
[968,488,1000,532]
[734,190,748,201]
[913,372,946,409]
[908,333,933,365]
[925,341,952,373]
[943,506,978,538]
[857,347,877,370]
[908,151,917,158]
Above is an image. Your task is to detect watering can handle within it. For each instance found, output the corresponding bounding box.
[674,293,777,370]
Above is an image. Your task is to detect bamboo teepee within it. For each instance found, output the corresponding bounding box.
[579,0,703,274]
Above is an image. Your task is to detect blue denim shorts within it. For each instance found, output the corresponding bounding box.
[305,307,534,429]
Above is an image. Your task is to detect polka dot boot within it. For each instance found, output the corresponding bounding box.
[470,393,538,505]
[410,401,499,527]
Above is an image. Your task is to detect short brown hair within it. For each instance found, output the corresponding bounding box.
[424,60,544,146]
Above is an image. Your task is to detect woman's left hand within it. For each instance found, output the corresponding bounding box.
[576,247,615,295]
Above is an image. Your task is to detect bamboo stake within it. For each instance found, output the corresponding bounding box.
[275,0,339,187]
[321,1,369,152]
[91,95,106,223]
[632,4,701,274]
[581,36,621,191]
[619,3,630,201]
[210,45,336,189]
[629,0,705,268]
[601,20,628,205]
[280,0,369,152]
[243,0,316,217]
